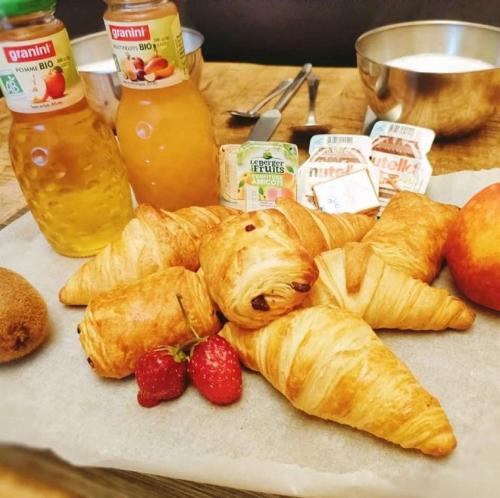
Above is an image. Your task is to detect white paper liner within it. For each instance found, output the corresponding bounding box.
[1,169,499,498]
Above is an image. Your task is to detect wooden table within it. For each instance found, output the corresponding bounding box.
[0,62,499,498]
[2,62,500,228]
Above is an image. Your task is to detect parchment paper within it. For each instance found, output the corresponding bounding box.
[1,169,499,498]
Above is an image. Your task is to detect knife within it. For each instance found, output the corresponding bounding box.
[247,63,313,141]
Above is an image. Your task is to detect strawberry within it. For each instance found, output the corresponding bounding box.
[135,347,187,408]
[137,390,162,408]
[188,335,242,405]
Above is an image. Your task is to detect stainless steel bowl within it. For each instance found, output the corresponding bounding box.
[355,20,500,137]
[71,28,204,127]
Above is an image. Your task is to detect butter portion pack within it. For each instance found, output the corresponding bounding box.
[313,168,380,215]
[220,141,298,211]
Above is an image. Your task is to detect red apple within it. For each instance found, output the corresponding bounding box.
[43,66,65,99]
[445,183,500,311]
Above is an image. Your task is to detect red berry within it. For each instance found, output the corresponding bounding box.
[137,390,160,408]
[188,335,242,405]
[135,348,187,407]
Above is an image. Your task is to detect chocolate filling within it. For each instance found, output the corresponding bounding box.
[251,295,270,311]
[291,282,311,293]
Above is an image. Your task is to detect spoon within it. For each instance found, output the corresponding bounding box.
[229,78,293,119]
[290,74,332,134]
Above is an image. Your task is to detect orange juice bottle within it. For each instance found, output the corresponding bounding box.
[0,0,134,257]
[103,0,219,210]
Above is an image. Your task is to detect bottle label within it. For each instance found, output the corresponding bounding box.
[0,29,84,113]
[104,14,188,90]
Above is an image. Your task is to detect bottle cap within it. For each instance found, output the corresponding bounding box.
[0,0,56,17]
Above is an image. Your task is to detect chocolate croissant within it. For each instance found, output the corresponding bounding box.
[306,243,475,330]
[362,191,459,283]
[199,199,374,329]
[60,204,235,305]
[220,305,457,457]
[79,267,220,378]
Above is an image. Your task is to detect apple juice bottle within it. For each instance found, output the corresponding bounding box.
[103,0,219,210]
[0,0,134,257]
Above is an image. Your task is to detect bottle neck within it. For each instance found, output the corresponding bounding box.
[103,0,177,24]
[105,0,170,12]
[0,9,55,32]
[0,10,62,41]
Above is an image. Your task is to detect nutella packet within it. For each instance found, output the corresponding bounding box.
[313,168,380,215]
[297,134,379,210]
[219,141,298,211]
[370,121,435,212]
[309,134,372,158]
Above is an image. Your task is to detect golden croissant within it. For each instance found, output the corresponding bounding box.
[60,204,235,306]
[274,197,375,256]
[79,267,220,379]
[220,305,457,457]
[199,199,374,329]
[306,243,475,330]
[362,191,459,283]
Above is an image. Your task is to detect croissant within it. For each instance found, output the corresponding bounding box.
[79,266,220,379]
[274,197,376,256]
[199,199,374,329]
[200,208,319,329]
[306,243,475,330]
[220,305,457,457]
[362,191,459,283]
[60,204,235,306]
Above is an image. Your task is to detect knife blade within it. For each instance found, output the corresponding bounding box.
[247,63,312,141]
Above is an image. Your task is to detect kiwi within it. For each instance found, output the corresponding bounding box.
[0,267,49,363]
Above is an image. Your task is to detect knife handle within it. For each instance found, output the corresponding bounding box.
[273,63,313,112]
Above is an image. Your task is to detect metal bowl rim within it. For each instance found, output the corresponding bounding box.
[181,26,205,51]
[355,19,500,70]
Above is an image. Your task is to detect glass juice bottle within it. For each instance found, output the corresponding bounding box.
[103,0,219,210]
[0,0,134,257]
